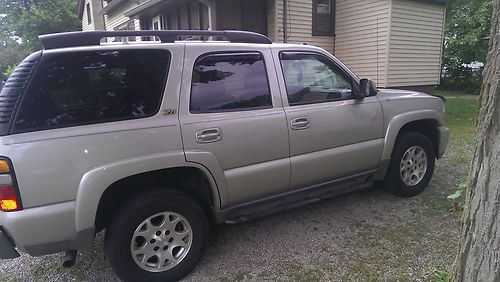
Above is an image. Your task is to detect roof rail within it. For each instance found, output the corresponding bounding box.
[38,30,272,50]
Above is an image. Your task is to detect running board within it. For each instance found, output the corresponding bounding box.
[222,173,375,224]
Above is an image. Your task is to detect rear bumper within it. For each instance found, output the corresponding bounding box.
[0,201,94,257]
[0,227,20,259]
[438,126,450,158]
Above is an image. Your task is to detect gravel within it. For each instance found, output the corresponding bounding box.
[0,141,469,281]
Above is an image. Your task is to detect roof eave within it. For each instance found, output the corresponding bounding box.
[99,0,130,16]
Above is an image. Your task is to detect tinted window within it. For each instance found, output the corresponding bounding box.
[13,49,169,133]
[190,53,272,113]
[280,53,352,106]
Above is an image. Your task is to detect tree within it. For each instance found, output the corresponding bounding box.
[0,38,25,79]
[441,0,493,94]
[0,0,80,80]
[452,0,500,280]
[0,0,80,52]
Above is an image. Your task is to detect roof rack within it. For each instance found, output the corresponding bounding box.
[38,30,272,50]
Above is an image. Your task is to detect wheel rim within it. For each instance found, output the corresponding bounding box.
[130,211,193,272]
[399,145,428,187]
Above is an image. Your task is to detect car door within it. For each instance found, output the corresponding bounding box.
[273,50,384,189]
[179,44,290,207]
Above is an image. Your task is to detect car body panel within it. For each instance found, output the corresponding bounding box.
[270,47,384,188]
[179,44,290,207]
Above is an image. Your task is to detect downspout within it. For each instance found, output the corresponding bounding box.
[283,0,288,43]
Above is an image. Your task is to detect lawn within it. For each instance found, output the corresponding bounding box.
[436,90,478,142]
[436,90,478,165]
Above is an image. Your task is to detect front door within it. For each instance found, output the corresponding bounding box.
[179,45,289,207]
[275,50,385,189]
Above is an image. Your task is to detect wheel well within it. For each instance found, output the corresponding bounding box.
[399,119,439,156]
[95,167,216,232]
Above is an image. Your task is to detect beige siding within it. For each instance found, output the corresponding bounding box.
[335,0,390,87]
[104,1,139,31]
[82,0,104,31]
[275,0,335,54]
[82,0,93,31]
[386,0,445,87]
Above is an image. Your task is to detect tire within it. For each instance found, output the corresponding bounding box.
[383,131,436,197]
[105,190,209,282]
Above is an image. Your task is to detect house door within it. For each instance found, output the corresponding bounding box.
[216,0,267,35]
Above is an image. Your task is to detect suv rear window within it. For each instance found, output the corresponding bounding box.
[13,49,169,133]
[190,52,272,113]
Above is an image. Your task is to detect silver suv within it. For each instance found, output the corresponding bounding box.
[0,30,449,281]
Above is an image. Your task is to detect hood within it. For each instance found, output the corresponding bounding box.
[376,88,440,102]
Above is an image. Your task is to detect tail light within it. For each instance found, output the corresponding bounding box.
[0,158,22,212]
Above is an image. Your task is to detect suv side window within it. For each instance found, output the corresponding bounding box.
[280,52,353,106]
[13,49,170,133]
[190,52,272,113]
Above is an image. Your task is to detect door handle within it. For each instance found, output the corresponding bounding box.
[290,117,311,130]
[196,128,222,143]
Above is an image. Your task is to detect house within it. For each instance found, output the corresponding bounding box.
[77,0,447,94]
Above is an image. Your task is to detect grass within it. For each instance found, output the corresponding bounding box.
[436,90,478,165]
[435,89,474,98]
[436,90,478,143]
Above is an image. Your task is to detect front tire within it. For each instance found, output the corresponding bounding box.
[105,190,209,282]
[383,132,436,197]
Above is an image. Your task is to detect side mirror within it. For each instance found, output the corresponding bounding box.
[359,78,377,98]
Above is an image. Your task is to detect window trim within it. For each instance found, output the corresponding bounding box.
[12,49,171,134]
[312,0,335,36]
[279,51,358,106]
[189,51,273,114]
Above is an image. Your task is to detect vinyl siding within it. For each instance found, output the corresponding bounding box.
[82,0,105,31]
[104,1,139,31]
[82,0,93,31]
[386,0,445,87]
[335,0,390,87]
[275,0,335,54]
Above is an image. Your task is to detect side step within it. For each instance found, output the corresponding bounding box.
[224,174,375,224]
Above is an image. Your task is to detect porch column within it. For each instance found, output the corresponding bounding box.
[198,0,215,29]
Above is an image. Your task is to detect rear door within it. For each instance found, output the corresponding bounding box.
[273,49,384,189]
[179,44,290,207]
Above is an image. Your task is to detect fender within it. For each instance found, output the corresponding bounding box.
[184,150,229,209]
[380,109,441,161]
[74,151,221,232]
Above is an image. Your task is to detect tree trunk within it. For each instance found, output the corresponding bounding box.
[453,0,500,281]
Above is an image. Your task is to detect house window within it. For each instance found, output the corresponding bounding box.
[312,0,335,36]
[152,15,163,30]
[86,3,92,25]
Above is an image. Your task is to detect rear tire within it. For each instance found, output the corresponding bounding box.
[383,132,435,197]
[105,190,208,282]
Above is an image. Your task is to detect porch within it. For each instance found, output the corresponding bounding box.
[124,0,268,36]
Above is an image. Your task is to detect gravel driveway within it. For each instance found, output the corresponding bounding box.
[0,142,468,281]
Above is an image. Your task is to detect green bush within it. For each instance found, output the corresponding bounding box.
[2,65,16,79]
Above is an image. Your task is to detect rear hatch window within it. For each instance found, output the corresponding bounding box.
[0,52,41,136]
